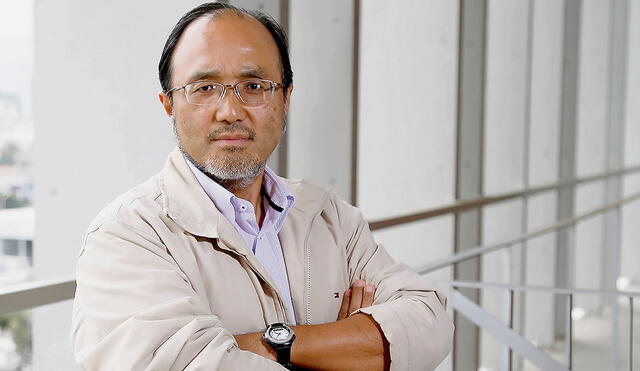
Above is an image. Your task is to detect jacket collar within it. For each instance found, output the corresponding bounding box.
[159,147,228,239]
[158,146,332,252]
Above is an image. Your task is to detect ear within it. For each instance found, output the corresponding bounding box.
[283,85,293,114]
[158,91,173,117]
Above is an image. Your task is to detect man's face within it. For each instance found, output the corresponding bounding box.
[161,13,291,181]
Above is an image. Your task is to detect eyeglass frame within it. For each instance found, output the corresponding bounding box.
[165,78,285,107]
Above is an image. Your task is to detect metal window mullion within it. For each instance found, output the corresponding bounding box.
[276,0,290,177]
[554,0,581,340]
[602,1,630,368]
[515,3,536,369]
[603,0,630,295]
[453,1,487,370]
[567,293,574,369]
[351,0,360,206]
[629,296,634,371]
[508,288,515,371]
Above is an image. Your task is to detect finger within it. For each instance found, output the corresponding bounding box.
[361,285,376,308]
[347,280,365,315]
[337,289,351,320]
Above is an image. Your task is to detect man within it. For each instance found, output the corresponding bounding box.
[71,3,453,370]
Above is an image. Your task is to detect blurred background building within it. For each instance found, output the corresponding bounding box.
[0,0,639,370]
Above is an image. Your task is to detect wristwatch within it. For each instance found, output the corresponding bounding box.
[263,322,296,369]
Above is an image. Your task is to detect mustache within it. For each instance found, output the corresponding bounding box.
[207,123,256,140]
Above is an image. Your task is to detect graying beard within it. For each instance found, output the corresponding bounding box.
[173,117,264,191]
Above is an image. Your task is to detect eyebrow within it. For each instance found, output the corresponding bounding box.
[238,66,269,79]
[186,70,222,83]
[186,67,269,83]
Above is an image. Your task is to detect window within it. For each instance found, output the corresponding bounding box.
[0,0,34,369]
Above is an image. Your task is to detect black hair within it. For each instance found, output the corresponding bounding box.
[158,2,293,95]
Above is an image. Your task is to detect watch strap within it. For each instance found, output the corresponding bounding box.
[274,345,292,369]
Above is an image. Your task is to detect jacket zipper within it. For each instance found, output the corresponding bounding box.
[304,212,322,325]
[240,255,289,323]
[218,240,290,323]
[305,235,312,325]
[302,193,331,325]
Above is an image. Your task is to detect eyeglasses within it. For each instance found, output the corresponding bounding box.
[167,79,284,107]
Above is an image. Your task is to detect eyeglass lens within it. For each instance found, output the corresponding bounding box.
[184,80,272,106]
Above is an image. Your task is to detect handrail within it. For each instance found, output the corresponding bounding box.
[435,279,640,297]
[0,275,76,315]
[441,280,637,370]
[451,290,569,371]
[2,189,639,316]
[416,189,640,275]
[369,164,640,231]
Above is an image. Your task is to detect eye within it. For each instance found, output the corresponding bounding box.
[188,82,220,95]
[240,81,269,98]
[246,82,264,90]
[243,80,269,90]
[196,83,217,92]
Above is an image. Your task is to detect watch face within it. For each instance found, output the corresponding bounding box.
[270,327,290,340]
[266,324,294,344]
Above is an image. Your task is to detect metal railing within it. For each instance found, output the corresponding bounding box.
[416,190,640,370]
[0,169,639,370]
[1,165,639,313]
[0,275,75,315]
[369,165,640,231]
[442,282,637,371]
[417,190,640,275]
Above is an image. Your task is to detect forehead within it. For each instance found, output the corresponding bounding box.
[171,13,281,85]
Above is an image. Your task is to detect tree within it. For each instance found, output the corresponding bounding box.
[0,312,32,367]
[0,142,20,165]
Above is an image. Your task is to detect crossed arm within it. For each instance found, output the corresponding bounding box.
[235,280,390,371]
[73,204,453,370]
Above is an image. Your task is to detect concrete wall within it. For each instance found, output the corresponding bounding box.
[32,1,203,369]
[358,0,458,221]
[358,0,458,273]
[358,2,459,369]
[287,0,354,202]
[32,0,202,279]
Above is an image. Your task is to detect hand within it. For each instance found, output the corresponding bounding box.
[337,279,376,320]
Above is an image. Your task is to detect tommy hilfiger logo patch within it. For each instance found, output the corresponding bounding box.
[334,292,340,298]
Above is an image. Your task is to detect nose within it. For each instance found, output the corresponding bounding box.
[214,86,247,124]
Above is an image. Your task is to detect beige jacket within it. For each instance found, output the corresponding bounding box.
[71,148,453,370]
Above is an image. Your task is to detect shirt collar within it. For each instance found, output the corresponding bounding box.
[261,166,296,230]
[185,159,236,225]
[184,157,295,231]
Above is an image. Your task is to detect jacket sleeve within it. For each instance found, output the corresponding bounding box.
[70,219,287,371]
[335,197,454,371]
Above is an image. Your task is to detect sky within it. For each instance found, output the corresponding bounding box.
[0,0,34,116]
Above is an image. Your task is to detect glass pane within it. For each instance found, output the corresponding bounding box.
[0,310,32,370]
[1,1,35,368]
[31,300,77,370]
[0,0,35,282]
